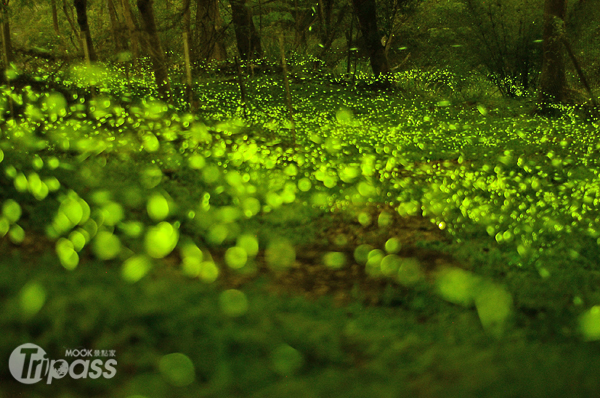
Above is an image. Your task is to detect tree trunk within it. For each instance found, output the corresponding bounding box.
[62,0,82,51]
[107,0,127,52]
[352,0,390,78]
[74,0,97,61]
[292,0,315,52]
[122,0,141,62]
[315,4,348,67]
[183,0,194,108]
[51,0,69,54]
[195,0,228,62]
[229,0,262,61]
[317,0,334,46]
[538,0,567,106]
[137,0,171,102]
[52,0,60,33]
[0,3,14,66]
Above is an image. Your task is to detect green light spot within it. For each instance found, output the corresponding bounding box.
[378,211,392,228]
[38,179,57,195]
[225,246,248,269]
[298,178,312,192]
[336,107,354,124]
[140,166,163,189]
[271,344,304,376]
[181,243,203,261]
[358,212,371,226]
[101,202,124,226]
[93,231,122,260]
[475,283,512,338]
[436,268,481,307]
[19,282,46,318]
[122,255,153,283]
[142,134,160,152]
[182,257,201,277]
[219,289,248,317]
[59,196,83,227]
[323,252,346,269]
[47,157,60,169]
[159,353,195,387]
[397,257,423,286]
[283,164,298,176]
[69,230,87,251]
[43,92,67,116]
[266,239,295,270]
[366,249,384,269]
[385,237,401,253]
[14,173,28,192]
[580,306,600,341]
[2,199,21,223]
[311,192,328,207]
[119,221,144,238]
[32,156,44,170]
[237,234,259,256]
[199,261,219,283]
[56,238,79,270]
[203,165,220,184]
[188,154,206,169]
[0,217,9,237]
[147,193,170,221]
[354,244,373,265]
[8,224,25,244]
[242,197,261,217]
[266,192,283,208]
[207,224,228,245]
[145,222,179,258]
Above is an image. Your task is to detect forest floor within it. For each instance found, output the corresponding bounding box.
[1,69,600,397]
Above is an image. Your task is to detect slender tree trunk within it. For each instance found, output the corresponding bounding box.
[352,0,390,78]
[183,0,194,108]
[62,0,82,51]
[137,0,171,102]
[346,15,354,75]
[0,4,14,65]
[52,0,60,33]
[315,4,348,66]
[538,0,567,106]
[229,0,262,60]
[51,0,69,54]
[317,0,334,45]
[234,56,248,117]
[184,0,191,41]
[74,0,98,61]
[195,0,227,62]
[107,0,126,52]
[292,0,315,52]
[0,3,12,104]
[62,0,78,36]
[122,0,141,63]
[279,34,295,142]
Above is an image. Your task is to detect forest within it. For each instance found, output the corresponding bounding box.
[1,0,600,396]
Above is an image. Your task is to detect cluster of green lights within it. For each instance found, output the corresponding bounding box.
[2,61,600,337]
